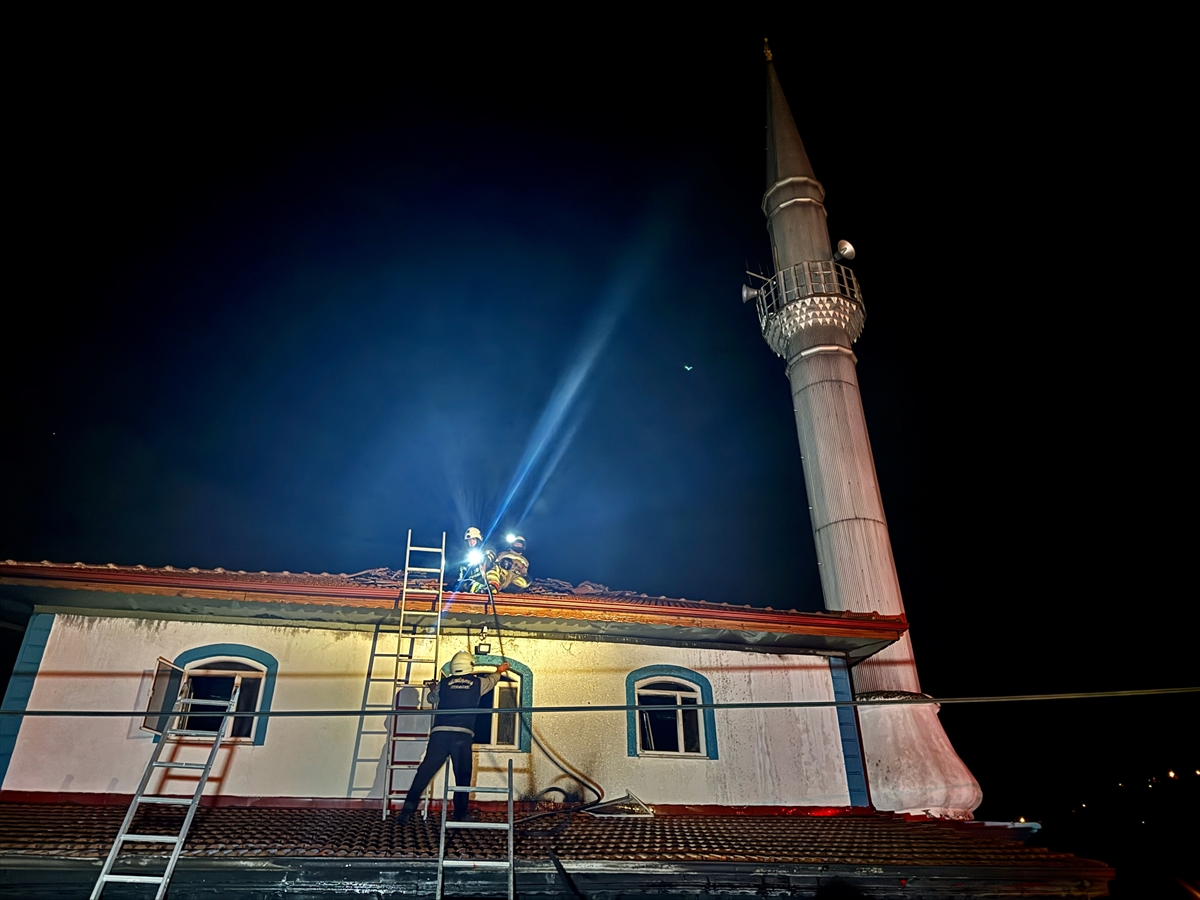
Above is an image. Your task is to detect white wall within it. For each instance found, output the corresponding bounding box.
[4,614,852,808]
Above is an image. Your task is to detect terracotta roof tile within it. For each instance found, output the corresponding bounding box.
[0,803,1110,873]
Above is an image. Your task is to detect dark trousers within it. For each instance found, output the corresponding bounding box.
[402,730,474,818]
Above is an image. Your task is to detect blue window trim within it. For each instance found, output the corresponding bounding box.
[829,658,870,807]
[0,613,54,787]
[168,644,279,747]
[626,665,718,760]
[440,655,532,753]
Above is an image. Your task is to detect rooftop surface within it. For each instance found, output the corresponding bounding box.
[0,803,1114,898]
[1,560,905,658]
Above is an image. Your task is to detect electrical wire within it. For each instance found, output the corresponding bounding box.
[4,686,1197,718]
[4,686,1195,724]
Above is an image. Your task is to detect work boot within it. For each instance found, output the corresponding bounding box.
[397,804,417,826]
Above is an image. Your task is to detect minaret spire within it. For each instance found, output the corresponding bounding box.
[760,44,830,273]
[744,48,982,820]
[764,48,817,188]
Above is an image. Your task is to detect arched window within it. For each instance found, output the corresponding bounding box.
[142,644,278,746]
[625,665,718,759]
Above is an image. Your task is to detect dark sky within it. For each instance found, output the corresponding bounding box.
[4,24,1195,820]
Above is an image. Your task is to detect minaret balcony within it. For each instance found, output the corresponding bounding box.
[749,261,866,357]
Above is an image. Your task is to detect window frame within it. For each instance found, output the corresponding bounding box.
[470,666,522,750]
[625,665,718,760]
[178,661,267,743]
[634,678,706,757]
[156,644,280,746]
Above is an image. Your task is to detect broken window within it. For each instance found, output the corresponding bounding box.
[635,679,704,756]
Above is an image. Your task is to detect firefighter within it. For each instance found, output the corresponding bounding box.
[398,651,511,824]
[487,535,530,593]
[457,526,493,594]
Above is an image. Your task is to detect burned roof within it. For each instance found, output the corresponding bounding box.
[0,559,905,659]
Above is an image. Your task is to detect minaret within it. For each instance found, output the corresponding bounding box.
[747,43,981,818]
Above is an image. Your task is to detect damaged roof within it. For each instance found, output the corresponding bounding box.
[0,560,905,659]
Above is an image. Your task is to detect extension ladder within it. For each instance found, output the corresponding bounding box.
[436,758,515,900]
[90,677,243,900]
[346,530,447,818]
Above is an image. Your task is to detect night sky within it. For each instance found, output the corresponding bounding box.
[3,22,1195,884]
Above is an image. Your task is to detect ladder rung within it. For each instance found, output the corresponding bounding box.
[401,589,438,594]
[408,546,443,553]
[445,785,509,794]
[152,761,207,769]
[391,734,429,740]
[166,729,221,737]
[440,860,510,869]
[103,875,165,884]
[445,821,510,830]
[137,797,194,806]
[405,566,441,573]
[176,698,232,707]
[121,834,179,843]
[388,763,419,770]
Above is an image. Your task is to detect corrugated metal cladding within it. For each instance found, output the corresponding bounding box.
[828,658,870,806]
[790,352,886,530]
[814,519,905,617]
[852,634,922,695]
[786,345,918,695]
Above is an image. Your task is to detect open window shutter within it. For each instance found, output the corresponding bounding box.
[141,657,185,735]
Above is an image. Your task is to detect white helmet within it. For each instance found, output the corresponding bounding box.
[449,651,474,675]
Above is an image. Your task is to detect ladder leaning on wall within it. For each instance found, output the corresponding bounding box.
[347,530,448,818]
[90,675,243,900]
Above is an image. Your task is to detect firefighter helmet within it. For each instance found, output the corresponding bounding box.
[449,651,474,675]
[464,526,483,544]
[509,534,526,551]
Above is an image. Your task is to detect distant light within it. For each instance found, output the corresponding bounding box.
[1081,804,1086,808]
[1018,817,1025,824]
[506,534,517,543]
[467,550,483,565]
[1168,770,1177,779]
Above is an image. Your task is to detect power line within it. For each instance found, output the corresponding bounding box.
[1,686,1195,718]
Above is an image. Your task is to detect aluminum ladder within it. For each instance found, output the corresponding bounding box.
[346,530,447,817]
[90,678,243,900]
[436,758,515,900]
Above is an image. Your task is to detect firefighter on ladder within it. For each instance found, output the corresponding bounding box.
[398,651,510,824]
[487,534,530,594]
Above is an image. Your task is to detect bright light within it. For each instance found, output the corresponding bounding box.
[467,550,483,565]
[1168,770,1177,779]
[506,534,517,543]
[1018,817,1025,823]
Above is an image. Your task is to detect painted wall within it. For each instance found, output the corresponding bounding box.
[2,614,853,807]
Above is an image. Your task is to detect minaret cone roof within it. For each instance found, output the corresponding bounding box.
[765,51,817,188]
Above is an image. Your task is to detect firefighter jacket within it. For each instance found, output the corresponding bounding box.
[487,550,530,593]
[428,671,505,735]
[457,546,495,593]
